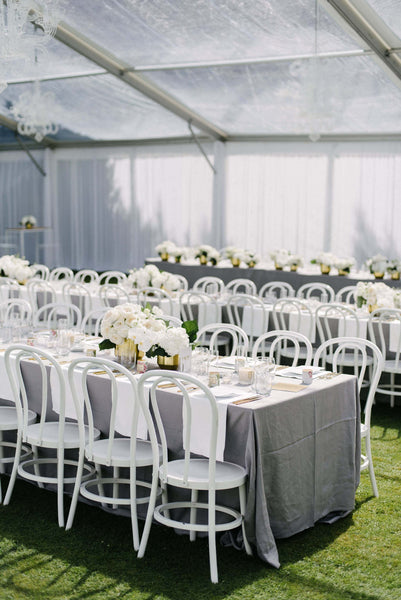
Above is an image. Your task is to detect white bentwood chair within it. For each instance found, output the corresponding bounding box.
[226,294,268,354]
[74,269,100,285]
[258,281,295,301]
[99,271,127,285]
[225,278,257,296]
[296,282,335,303]
[313,337,384,497]
[33,302,82,330]
[4,345,99,526]
[81,307,109,336]
[63,282,93,319]
[252,330,313,366]
[193,276,225,295]
[66,357,162,550]
[137,370,252,584]
[196,323,249,357]
[335,285,357,304]
[49,267,74,282]
[368,308,401,407]
[99,284,130,308]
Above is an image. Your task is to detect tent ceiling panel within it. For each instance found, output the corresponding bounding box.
[367,0,401,42]
[62,0,362,68]
[0,75,190,141]
[145,54,401,135]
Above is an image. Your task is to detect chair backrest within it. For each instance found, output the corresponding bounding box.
[0,299,33,324]
[4,345,68,446]
[62,281,93,316]
[139,370,220,483]
[49,267,74,282]
[313,337,384,429]
[0,277,20,302]
[175,274,189,291]
[33,302,82,329]
[26,279,57,311]
[136,287,173,315]
[368,308,401,365]
[315,302,361,346]
[193,276,225,295]
[99,270,127,285]
[196,322,249,356]
[81,307,109,336]
[258,281,295,301]
[225,278,257,296]
[74,269,100,285]
[179,291,220,328]
[272,298,314,341]
[68,357,158,465]
[31,264,50,280]
[99,284,130,307]
[296,282,335,303]
[252,329,313,366]
[159,314,183,327]
[335,285,357,304]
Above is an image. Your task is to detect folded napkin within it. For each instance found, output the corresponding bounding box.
[242,305,269,337]
[338,317,367,339]
[389,320,401,353]
[272,382,305,392]
[288,311,316,342]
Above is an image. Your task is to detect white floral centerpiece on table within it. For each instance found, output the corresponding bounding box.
[334,256,355,276]
[99,303,198,369]
[170,246,188,264]
[311,251,337,274]
[0,254,35,284]
[387,259,401,280]
[128,264,180,292]
[195,244,220,265]
[19,215,37,229]
[287,253,303,271]
[270,249,290,270]
[155,240,177,261]
[243,250,260,268]
[365,254,389,279]
[355,282,395,311]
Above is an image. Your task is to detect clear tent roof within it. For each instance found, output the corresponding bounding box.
[1,0,401,146]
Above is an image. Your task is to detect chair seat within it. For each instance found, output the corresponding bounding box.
[25,422,100,449]
[383,359,401,373]
[325,351,374,367]
[280,346,313,360]
[161,458,247,491]
[87,437,162,468]
[0,407,36,431]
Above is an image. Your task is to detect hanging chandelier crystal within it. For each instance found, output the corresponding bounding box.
[0,0,62,94]
[11,79,60,141]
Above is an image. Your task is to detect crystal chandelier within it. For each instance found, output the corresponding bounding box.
[0,0,62,94]
[11,79,59,141]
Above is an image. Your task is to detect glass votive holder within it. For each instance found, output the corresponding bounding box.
[254,370,273,396]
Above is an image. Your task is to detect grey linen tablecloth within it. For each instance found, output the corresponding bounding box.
[1,360,360,569]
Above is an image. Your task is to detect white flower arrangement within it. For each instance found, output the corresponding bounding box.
[224,246,241,259]
[288,253,303,267]
[311,252,337,267]
[365,254,389,274]
[387,259,401,274]
[99,302,198,358]
[128,264,180,292]
[195,244,220,264]
[19,215,37,228]
[355,281,395,309]
[334,257,355,272]
[155,240,177,257]
[270,249,289,268]
[170,246,188,260]
[243,250,260,266]
[0,254,35,284]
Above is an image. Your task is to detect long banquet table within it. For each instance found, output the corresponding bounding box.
[145,258,401,294]
[0,346,360,568]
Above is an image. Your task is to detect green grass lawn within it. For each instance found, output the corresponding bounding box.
[0,404,400,600]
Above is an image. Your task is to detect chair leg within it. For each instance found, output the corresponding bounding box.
[390,373,395,408]
[130,465,139,551]
[137,468,160,559]
[239,484,252,556]
[57,448,65,527]
[208,489,218,584]
[365,435,379,498]
[95,464,107,508]
[3,432,23,506]
[65,446,85,530]
[0,433,5,475]
[112,466,119,510]
[189,489,198,542]
[32,446,44,489]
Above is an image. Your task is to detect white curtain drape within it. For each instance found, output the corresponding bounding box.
[2,140,401,270]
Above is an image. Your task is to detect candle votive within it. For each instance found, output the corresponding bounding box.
[238,366,254,385]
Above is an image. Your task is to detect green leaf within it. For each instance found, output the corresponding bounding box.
[182,319,198,344]
[356,296,365,309]
[99,339,116,351]
[146,345,169,358]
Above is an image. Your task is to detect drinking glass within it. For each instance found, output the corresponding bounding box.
[254,370,273,396]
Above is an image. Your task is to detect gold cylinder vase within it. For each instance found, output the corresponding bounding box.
[290,265,298,272]
[320,264,331,275]
[231,258,241,267]
[160,252,169,261]
[391,271,400,280]
[157,354,180,370]
[374,272,384,279]
[274,263,283,271]
[199,255,208,265]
